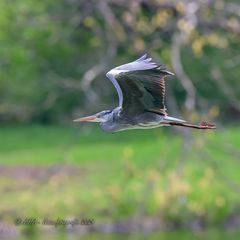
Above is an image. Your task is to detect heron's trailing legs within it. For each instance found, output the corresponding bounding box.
[169,121,216,129]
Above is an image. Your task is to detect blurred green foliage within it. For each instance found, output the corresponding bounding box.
[0,1,240,237]
[0,0,239,123]
[0,125,240,226]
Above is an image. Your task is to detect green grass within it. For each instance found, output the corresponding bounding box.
[0,124,240,227]
[0,124,182,165]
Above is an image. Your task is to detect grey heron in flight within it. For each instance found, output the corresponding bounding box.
[74,54,216,132]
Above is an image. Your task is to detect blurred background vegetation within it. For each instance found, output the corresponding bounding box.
[0,0,240,239]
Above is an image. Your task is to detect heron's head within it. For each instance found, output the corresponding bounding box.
[73,110,112,123]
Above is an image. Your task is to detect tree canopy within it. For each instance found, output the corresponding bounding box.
[0,0,239,123]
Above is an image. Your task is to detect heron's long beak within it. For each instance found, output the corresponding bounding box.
[73,114,100,122]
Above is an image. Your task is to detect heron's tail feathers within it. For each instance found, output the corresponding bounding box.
[169,121,216,130]
[163,116,186,124]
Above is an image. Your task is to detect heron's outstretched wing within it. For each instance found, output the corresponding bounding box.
[106,54,174,117]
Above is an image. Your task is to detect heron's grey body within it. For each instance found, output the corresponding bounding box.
[100,108,185,132]
[100,54,185,132]
[74,54,216,131]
